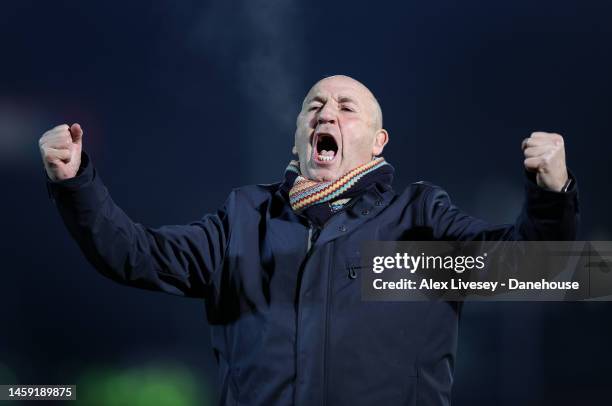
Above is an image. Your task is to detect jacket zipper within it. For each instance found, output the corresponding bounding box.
[304,221,332,405]
[307,224,313,253]
[296,221,315,405]
[322,240,334,406]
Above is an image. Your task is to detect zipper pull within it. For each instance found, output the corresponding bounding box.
[306,222,314,253]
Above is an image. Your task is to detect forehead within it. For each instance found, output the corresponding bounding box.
[304,77,373,104]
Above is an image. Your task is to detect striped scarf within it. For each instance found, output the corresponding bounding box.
[285,157,390,212]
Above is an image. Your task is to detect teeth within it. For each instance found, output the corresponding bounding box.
[318,154,333,161]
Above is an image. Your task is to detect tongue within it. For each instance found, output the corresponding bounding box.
[320,150,336,158]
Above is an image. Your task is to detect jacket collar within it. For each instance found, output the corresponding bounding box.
[313,184,395,247]
[272,181,396,246]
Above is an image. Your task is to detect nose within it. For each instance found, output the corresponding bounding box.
[317,103,336,125]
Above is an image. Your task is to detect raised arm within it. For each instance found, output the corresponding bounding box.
[40,124,232,298]
[422,131,578,241]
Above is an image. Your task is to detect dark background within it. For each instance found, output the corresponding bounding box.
[2,0,611,405]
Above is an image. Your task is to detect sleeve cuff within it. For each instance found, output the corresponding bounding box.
[523,168,579,222]
[46,151,95,200]
[524,169,577,195]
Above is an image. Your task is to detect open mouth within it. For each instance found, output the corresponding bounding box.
[313,133,339,164]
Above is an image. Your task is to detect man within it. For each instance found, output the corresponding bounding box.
[40,75,578,405]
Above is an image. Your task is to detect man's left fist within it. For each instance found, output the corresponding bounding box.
[522,131,569,192]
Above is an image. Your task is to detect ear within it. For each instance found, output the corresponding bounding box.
[292,145,298,155]
[371,129,389,156]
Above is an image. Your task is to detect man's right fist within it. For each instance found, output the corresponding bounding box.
[39,123,83,182]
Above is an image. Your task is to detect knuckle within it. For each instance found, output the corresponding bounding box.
[56,134,69,144]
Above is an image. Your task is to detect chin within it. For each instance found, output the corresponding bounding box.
[307,168,339,182]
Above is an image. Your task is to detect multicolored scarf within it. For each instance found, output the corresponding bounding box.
[282,157,394,226]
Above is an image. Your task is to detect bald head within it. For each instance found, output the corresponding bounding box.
[294,74,389,182]
[304,75,383,130]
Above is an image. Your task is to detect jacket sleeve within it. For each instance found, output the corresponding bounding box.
[421,171,579,241]
[46,151,233,298]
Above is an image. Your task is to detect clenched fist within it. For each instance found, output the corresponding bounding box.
[39,123,83,182]
[522,131,569,192]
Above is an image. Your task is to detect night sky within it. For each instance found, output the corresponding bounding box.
[2,1,612,404]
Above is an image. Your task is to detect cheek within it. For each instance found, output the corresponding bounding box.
[340,118,367,137]
[340,130,374,161]
[295,133,312,159]
[341,125,371,149]
[297,113,317,130]
[295,127,310,145]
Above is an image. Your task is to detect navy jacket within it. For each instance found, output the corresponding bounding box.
[47,152,579,406]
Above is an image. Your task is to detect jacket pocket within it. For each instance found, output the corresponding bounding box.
[332,255,364,295]
[346,255,363,280]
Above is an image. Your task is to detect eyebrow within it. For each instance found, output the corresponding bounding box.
[306,95,360,105]
[307,95,326,104]
[338,96,359,105]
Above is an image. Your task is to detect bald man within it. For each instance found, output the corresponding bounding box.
[40,75,578,406]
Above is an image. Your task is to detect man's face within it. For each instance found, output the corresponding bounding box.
[294,76,388,182]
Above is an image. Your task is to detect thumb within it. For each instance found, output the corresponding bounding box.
[70,123,83,144]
